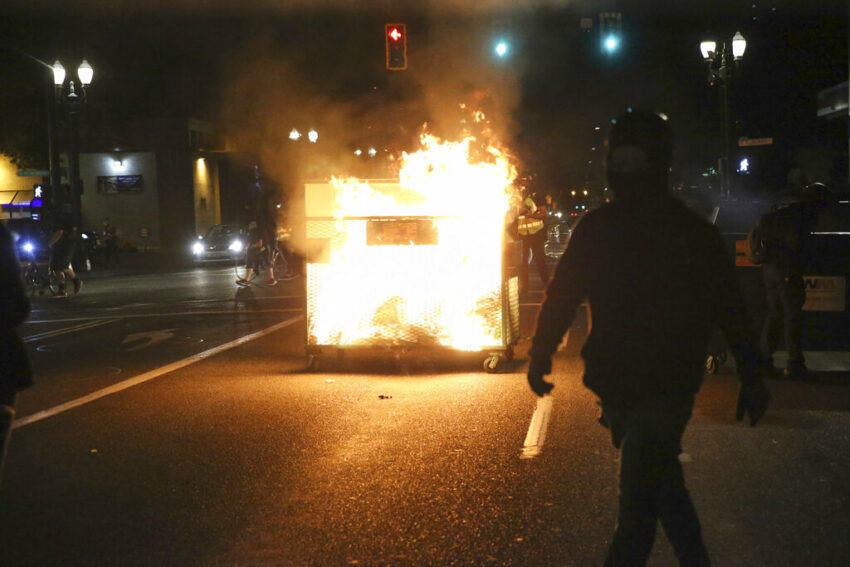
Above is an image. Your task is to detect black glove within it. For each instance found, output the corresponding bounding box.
[736,380,770,426]
[527,357,554,397]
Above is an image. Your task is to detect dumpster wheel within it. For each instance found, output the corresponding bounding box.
[483,355,503,373]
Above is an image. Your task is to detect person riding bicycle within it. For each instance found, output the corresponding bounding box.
[236,222,274,286]
[48,219,82,297]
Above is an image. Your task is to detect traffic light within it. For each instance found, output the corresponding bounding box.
[385,23,407,70]
[599,12,622,54]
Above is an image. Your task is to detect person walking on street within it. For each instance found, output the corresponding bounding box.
[236,222,275,286]
[517,191,550,296]
[48,220,82,297]
[751,183,832,382]
[0,221,34,486]
[526,109,770,567]
[102,218,120,267]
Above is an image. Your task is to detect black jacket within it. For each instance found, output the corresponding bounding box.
[0,223,33,398]
[530,197,761,402]
[758,203,820,278]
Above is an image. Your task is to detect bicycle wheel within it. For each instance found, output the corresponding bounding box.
[22,264,39,295]
[45,268,60,295]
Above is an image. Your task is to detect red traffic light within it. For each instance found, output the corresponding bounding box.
[385,23,407,70]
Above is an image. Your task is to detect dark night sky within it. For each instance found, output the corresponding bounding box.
[1,0,847,192]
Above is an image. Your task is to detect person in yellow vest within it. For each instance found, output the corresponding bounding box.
[517,191,550,295]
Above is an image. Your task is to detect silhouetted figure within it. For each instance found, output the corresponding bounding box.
[236,222,274,286]
[1,222,34,485]
[754,183,832,382]
[517,191,550,295]
[48,220,82,297]
[527,110,770,566]
[102,218,120,267]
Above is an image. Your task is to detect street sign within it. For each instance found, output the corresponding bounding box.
[16,170,50,177]
[738,137,773,147]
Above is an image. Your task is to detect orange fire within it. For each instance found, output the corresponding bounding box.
[306,129,519,351]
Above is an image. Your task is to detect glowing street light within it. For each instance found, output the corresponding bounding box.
[51,57,95,227]
[307,129,318,143]
[699,30,747,198]
[494,40,509,58]
[289,128,301,141]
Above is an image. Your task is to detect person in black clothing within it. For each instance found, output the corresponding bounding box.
[236,222,274,286]
[102,218,120,267]
[1,222,34,485]
[527,110,770,567]
[48,220,82,297]
[755,184,830,382]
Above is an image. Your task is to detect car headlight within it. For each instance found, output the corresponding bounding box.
[192,242,204,255]
[228,240,244,253]
[22,241,35,254]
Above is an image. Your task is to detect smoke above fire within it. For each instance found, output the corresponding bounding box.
[216,19,526,253]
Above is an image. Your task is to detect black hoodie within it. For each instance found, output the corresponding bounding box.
[529,196,762,403]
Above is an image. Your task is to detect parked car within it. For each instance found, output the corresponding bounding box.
[191,224,247,264]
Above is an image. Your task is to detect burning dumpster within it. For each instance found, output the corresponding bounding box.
[303,134,520,372]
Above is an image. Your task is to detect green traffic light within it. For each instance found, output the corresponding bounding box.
[604,35,619,53]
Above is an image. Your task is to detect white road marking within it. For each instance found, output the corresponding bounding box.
[22,318,119,343]
[24,308,304,324]
[122,328,178,351]
[521,395,553,459]
[12,315,303,430]
[178,295,304,305]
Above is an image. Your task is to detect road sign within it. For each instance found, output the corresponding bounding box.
[16,170,50,177]
[738,137,773,147]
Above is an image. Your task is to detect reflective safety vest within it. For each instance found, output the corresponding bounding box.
[517,197,545,236]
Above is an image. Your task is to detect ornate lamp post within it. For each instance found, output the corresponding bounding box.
[52,59,93,226]
[700,31,746,199]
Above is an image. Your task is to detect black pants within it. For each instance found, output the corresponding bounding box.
[601,395,709,567]
[519,230,550,293]
[760,264,805,369]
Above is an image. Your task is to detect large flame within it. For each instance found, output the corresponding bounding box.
[307,129,518,351]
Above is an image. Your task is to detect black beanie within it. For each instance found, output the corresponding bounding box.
[607,109,673,170]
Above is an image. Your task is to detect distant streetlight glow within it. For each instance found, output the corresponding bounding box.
[52,60,65,86]
[354,149,362,156]
[495,41,509,57]
[77,60,94,86]
[308,129,318,143]
[700,40,717,61]
[732,30,747,59]
[368,147,377,157]
[289,128,301,141]
[604,35,619,53]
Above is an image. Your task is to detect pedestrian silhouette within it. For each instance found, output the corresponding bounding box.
[751,183,833,382]
[1,221,34,485]
[527,109,770,566]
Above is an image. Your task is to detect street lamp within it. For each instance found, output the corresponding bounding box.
[52,58,94,227]
[700,31,746,199]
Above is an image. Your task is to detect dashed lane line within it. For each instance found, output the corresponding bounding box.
[22,318,120,342]
[521,395,553,459]
[12,315,304,430]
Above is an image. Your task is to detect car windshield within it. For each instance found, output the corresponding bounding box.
[204,225,241,239]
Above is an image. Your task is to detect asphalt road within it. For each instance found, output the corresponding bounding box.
[1,260,849,566]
